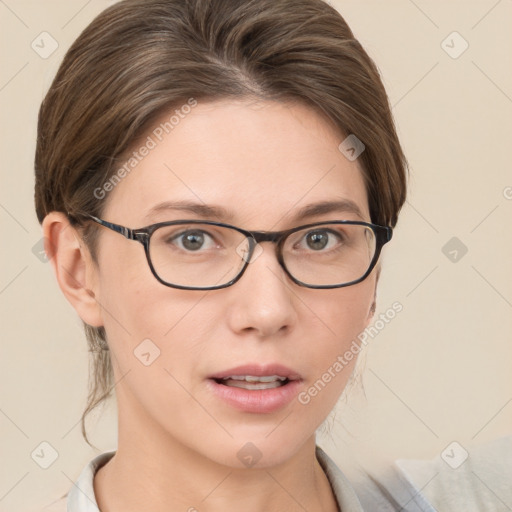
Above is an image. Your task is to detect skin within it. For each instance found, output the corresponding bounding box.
[44,98,378,512]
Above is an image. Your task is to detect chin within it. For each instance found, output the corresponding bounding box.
[198,428,314,470]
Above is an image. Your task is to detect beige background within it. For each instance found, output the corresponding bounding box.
[1,1,511,510]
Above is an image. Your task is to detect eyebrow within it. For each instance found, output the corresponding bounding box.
[144,199,366,223]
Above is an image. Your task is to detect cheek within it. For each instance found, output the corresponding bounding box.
[95,258,208,416]
[95,239,213,378]
[313,277,374,346]
[302,279,374,400]
[94,238,176,351]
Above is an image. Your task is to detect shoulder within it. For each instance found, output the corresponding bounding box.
[66,450,116,511]
[316,445,437,511]
[331,436,512,512]
[41,450,116,512]
[316,445,365,512]
[395,436,512,511]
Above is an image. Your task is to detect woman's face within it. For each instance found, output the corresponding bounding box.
[90,99,376,467]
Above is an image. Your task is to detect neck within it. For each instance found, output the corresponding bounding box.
[93,404,338,512]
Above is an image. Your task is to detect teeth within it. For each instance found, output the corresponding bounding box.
[224,380,284,390]
[222,375,287,382]
[218,375,289,390]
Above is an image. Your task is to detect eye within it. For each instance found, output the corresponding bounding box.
[170,229,217,252]
[297,228,343,252]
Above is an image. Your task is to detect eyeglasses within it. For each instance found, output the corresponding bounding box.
[83,215,392,290]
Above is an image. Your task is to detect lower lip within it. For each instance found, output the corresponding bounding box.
[207,379,302,413]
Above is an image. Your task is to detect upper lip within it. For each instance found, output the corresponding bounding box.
[208,364,302,381]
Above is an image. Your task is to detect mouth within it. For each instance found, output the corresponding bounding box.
[213,375,290,390]
[207,364,302,413]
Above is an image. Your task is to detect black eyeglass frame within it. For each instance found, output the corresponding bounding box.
[83,214,392,290]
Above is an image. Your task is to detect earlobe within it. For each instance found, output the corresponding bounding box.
[42,212,103,327]
[368,300,376,319]
[365,299,376,329]
[366,264,381,324]
[364,284,378,328]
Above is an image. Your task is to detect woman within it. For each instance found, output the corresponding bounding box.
[35,0,407,510]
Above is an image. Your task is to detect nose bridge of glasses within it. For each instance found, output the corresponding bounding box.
[237,230,286,266]
[250,230,284,245]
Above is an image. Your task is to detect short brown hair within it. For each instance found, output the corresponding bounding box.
[34,0,408,445]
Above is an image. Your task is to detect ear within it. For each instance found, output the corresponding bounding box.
[42,212,103,327]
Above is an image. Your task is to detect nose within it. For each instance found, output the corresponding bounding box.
[225,241,298,338]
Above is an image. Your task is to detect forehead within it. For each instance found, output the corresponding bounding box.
[103,99,370,228]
